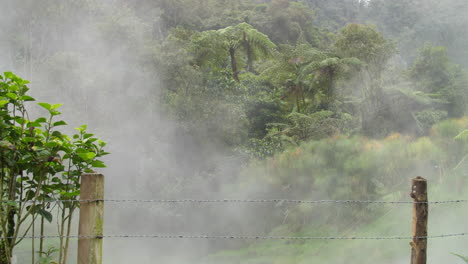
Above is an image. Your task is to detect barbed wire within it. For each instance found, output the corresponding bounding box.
[2,232,468,240]
[2,199,468,204]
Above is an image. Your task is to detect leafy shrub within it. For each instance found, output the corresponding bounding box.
[0,72,108,263]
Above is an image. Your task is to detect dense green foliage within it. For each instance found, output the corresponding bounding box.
[153,0,468,153]
[152,1,468,262]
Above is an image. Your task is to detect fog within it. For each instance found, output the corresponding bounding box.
[0,1,248,263]
[0,1,467,264]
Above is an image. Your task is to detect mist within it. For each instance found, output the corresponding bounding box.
[0,0,467,264]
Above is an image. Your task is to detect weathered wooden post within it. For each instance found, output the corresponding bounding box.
[78,173,104,264]
[410,176,428,264]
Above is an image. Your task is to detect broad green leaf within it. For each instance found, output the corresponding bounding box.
[4,72,14,79]
[91,160,106,168]
[51,103,63,110]
[14,116,26,125]
[37,208,53,223]
[6,93,18,100]
[19,95,35,101]
[5,201,19,208]
[38,102,51,110]
[86,138,98,143]
[23,137,36,143]
[77,152,96,160]
[27,121,41,128]
[8,84,19,91]
[53,120,67,126]
[0,100,8,107]
[76,124,87,132]
[44,141,59,148]
[76,148,88,153]
[50,110,61,116]
[51,131,63,137]
[35,117,47,123]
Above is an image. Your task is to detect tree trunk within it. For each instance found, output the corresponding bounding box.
[229,47,239,82]
[243,32,255,73]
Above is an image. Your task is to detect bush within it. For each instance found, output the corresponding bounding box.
[0,72,108,263]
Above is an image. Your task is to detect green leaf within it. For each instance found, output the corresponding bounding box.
[14,116,26,125]
[5,201,19,208]
[38,102,51,110]
[98,140,107,147]
[37,208,53,223]
[44,141,59,148]
[23,137,36,143]
[35,117,47,123]
[19,95,35,101]
[6,93,18,100]
[53,120,67,126]
[77,152,96,160]
[8,84,19,91]
[76,124,87,132]
[86,138,98,144]
[27,122,41,128]
[51,131,63,137]
[91,160,106,168]
[50,110,61,116]
[51,103,63,110]
[0,100,9,107]
[4,72,14,79]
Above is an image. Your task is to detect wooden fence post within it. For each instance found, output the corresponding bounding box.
[78,173,104,264]
[410,176,428,264]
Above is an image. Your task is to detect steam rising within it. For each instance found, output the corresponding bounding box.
[0,1,466,263]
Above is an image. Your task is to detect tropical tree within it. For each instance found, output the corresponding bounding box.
[409,44,468,117]
[262,39,361,113]
[191,22,276,81]
[334,23,395,77]
[300,52,361,110]
[333,23,396,136]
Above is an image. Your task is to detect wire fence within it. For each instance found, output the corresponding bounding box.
[2,233,468,241]
[2,197,468,241]
[3,198,468,204]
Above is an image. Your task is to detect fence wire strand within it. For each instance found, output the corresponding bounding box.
[2,199,468,204]
[1,232,468,240]
[3,198,467,242]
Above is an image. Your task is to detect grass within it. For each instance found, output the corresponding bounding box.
[204,180,468,264]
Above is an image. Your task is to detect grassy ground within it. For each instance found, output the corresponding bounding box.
[205,182,468,264]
